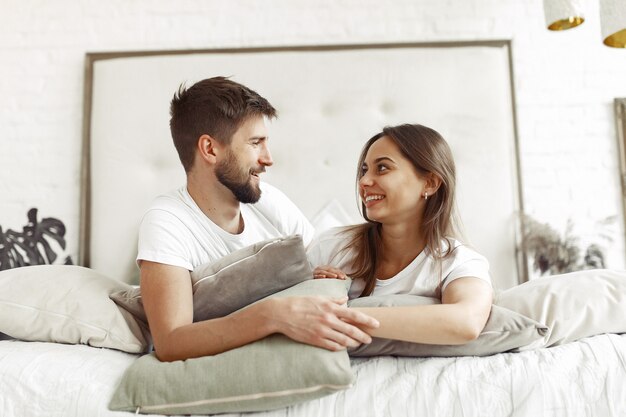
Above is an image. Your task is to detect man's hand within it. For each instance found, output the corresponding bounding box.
[141,261,378,360]
[268,296,379,351]
[313,265,348,279]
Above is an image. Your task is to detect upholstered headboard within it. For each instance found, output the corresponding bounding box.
[80,41,525,288]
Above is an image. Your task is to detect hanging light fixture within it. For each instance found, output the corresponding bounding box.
[543,0,585,30]
[543,0,626,48]
[600,0,626,47]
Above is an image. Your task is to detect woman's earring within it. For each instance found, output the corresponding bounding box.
[424,192,428,200]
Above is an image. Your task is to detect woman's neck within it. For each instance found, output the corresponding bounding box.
[377,222,426,279]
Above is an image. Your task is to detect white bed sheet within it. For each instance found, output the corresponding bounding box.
[1,334,625,417]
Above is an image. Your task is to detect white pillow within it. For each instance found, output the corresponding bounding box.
[310,199,356,236]
[495,269,626,347]
[0,265,149,353]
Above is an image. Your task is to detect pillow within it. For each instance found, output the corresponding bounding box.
[347,294,549,357]
[310,199,354,236]
[0,265,150,353]
[109,279,354,415]
[110,234,312,325]
[495,268,626,347]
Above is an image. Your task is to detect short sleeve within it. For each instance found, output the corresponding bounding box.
[441,246,491,292]
[306,235,326,270]
[253,182,315,246]
[137,209,194,271]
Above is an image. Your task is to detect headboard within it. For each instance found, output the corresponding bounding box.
[80,41,526,288]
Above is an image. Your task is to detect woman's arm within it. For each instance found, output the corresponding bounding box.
[351,277,493,345]
[141,261,379,361]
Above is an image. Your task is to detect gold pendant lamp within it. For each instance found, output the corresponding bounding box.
[543,0,585,30]
[600,0,626,48]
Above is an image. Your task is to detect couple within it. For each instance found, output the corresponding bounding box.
[138,76,493,362]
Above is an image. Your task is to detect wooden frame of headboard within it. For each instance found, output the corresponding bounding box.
[79,40,528,284]
[615,98,626,259]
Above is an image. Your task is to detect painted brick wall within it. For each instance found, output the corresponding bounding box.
[1,0,626,270]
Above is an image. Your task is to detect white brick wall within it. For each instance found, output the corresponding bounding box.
[1,0,625,270]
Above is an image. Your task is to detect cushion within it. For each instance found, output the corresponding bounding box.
[347,294,549,357]
[0,265,150,353]
[109,279,354,415]
[110,234,312,325]
[495,269,626,347]
[310,199,354,236]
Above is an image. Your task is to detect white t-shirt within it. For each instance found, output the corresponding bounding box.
[137,182,314,271]
[306,227,491,299]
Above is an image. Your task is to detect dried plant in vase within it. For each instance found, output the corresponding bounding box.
[521,214,613,276]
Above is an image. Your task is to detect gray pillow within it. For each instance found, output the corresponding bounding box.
[110,235,312,325]
[347,294,549,357]
[109,279,354,415]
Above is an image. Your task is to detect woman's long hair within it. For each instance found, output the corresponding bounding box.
[339,124,461,297]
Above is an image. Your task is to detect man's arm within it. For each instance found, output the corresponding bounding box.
[141,261,380,362]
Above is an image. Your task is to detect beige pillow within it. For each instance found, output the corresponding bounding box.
[109,279,354,415]
[347,294,549,357]
[0,265,149,353]
[495,269,626,347]
[110,235,312,325]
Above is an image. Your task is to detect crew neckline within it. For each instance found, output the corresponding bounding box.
[375,249,429,287]
[181,186,251,239]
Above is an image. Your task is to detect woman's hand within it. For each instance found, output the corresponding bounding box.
[313,265,348,280]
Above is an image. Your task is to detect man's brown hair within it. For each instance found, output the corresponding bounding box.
[169,76,277,172]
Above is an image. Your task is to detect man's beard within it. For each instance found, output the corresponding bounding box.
[215,150,263,204]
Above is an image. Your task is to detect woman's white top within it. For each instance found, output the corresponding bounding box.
[307,226,491,299]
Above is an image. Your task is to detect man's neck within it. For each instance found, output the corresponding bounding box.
[187,173,243,234]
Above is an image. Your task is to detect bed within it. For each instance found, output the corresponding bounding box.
[2,42,626,417]
[1,334,626,417]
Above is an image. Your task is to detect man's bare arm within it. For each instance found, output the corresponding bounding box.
[140,261,379,362]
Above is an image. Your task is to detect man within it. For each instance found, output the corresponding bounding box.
[138,77,378,361]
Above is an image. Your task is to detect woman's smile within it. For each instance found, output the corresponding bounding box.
[363,194,386,208]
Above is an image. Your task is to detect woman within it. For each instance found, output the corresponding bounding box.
[307,124,493,345]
